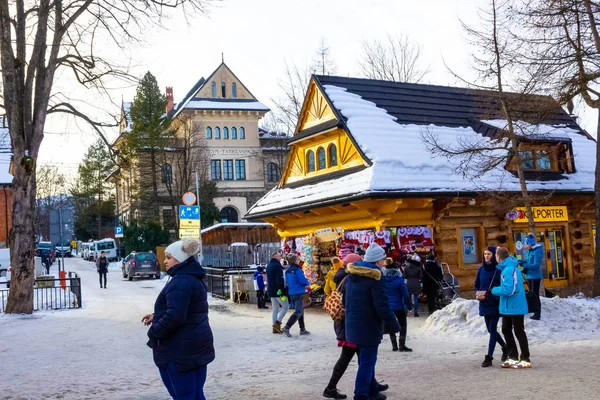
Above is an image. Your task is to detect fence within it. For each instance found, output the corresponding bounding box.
[202,243,280,268]
[0,272,82,313]
[204,266,257,299]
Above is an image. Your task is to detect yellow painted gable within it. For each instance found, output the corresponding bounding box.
[296,80,338,133]
[196,63,255,100]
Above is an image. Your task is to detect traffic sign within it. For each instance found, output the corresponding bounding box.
[180,218,200,228]
[182,191,197,206]
[179,228,200,239]
[179,205,200,220]
[115,226,124,238]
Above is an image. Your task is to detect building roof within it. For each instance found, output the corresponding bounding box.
[201,222,273,234]
[0,117,12,184]
[246,75,595,219]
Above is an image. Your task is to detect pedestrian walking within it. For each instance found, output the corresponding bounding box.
[384,262,412,352]
[96,251,109,289]
[253,266,268,309]
[403,254,422,316]
[344,243,400,400]
[491,247,531,369]
[266,251,288,334]
[324,257,343,296]
[141,238,215,400]
[283,254,310,337]
[422,254,443,314]
[519,233,543,320]
[474,246,507,367]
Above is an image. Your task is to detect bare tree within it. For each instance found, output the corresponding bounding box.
[0,0,214,314]
[35,165,66,240]
[359,33,430,83]
[312,37,337,76]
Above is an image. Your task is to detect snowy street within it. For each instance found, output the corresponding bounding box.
[1,257,600,399]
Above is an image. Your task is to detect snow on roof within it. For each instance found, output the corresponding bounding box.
[0,119,12,184]
[246,85,595,218]
[200,222,272,235]
[183,100,269,112]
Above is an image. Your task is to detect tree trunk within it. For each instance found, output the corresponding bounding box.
[594,108,600,297]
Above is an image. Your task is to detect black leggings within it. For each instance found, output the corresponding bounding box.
[502,315,530,360]
[424,290,437,313]
[527,279,542,318]
[327,346,358,389]
[98,272,107,288]
[390,309,407,339]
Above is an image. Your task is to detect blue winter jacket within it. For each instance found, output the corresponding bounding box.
[343,261,400,346]
[474,262,501,316]
[285,263,309,295]
[253,271,265,290]
[148,256,215,371]
[521,244,544,280]
[384,268,411,312]
[491,256,529,315]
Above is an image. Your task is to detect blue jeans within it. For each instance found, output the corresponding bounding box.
[484,315,506,357]
[270,297,289,324]
[355,345,379,399]
[285,294,306,330]
[158,362,207,400]
[413,294,419,313]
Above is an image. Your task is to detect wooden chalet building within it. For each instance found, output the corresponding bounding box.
[245,75,597,291]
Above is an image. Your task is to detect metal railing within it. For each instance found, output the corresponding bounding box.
[0,273,82,313]
[203,266,257,299]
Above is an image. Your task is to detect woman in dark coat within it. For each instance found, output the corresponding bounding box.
[142,238,215,399]
[423,254,443,314]
[474,246,507,367]
[384,262,413,351]
[403,255,423,316]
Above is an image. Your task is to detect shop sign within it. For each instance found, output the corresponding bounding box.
[315,227,340,242]
[508,206,568,223]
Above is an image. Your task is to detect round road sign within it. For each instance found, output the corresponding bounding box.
[182,191,197,206]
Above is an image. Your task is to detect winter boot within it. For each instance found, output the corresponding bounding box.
[369,393,387,400]
[323,386,347,399]
[272,321,283,334]
[501,346,509,362]
[283,327,292,337]
[376,383,389,392]
[389,334,398,351]
[413,312,419,317]
[398,336,412,352]
[300,329,311,335]
[481,355,493,367]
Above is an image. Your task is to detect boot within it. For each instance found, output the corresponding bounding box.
[389,334,398,351]
[323,386,347,399]
[481,355,493,367]
[413,312,419,317]
[398,336,412,352]
[272,321,283,334]
[369,393,387,400]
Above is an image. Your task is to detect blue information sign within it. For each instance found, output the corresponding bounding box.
[179,205,200,220]
[115,226,124,238]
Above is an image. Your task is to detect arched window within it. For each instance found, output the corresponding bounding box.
[239,127,245,139]
[232,82,237,98]
[206,127,212,139]
[214,127,221,139]
[161,164,173,185]
[307,150,315,172]
[221,82,226,97]
[266,162,280,182]
[211,81,216,98]
[317,147,326,170]
[231,127,237,139]
[223,127,229,139]
[220,206,239,223]
[328,144,338,167]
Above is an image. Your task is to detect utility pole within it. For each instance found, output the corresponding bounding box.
[195,165,203,264]
[59,185,64,273]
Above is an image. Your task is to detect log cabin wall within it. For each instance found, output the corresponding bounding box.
[201,225,280,246]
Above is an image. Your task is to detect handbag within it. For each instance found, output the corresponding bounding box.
[524,281,541,313]
[323,277,347,321]
[476,269,497,302]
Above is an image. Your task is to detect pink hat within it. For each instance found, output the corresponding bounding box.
[342,253,362,266]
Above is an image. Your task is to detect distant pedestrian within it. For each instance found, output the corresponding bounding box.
[324,257,343,296]
[491,247,531,369]
[266,251,288,334]
[384,262,412,352]
[142,238,215,400]
[283,254,310,337]
[403,254,422,316]
[519,233,543,320]
[422,254,443,314]
[344,243,400,400]
[253,266,268,309]
[96,251,109,289]
[474,246,507,367]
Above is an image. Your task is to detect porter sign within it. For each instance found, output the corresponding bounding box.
[512,206,568,223]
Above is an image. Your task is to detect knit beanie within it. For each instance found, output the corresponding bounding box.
[364,243,386,263]
[411,254,421,263]
[331,257,343,272]
[525,234,536,246]
[342,253,362,266]
[165,238,200,263]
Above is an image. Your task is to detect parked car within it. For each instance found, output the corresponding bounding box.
[55,241,72,258]
[36,241,55,263]
[122,252,161,281]
[93,238,117,261]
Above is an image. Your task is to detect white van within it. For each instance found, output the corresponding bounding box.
[82,242,95,261]
[93,238,117,261]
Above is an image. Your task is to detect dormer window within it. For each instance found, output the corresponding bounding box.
[518,150,552,171]
[508,141,574,174]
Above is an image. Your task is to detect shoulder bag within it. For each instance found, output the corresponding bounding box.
[476,269,497,302]
[323,276,347,321]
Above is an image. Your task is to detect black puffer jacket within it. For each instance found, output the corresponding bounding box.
[148,257,215,372]
[333,268,348,341]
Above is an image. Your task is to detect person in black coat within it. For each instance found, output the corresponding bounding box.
[142,238,215,400]
[403,255,423,316]
[474,246,507,367]
[422,254,443,314]
[96,251,109,289]
[266,251,288,334]
[344,243,400,400]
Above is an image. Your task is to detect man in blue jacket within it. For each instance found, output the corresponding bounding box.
[520,234,543,320]
[344,243,400,400]
[491,247,531,369]
[283,254,310,337]
[253,266,268,310]
[266,251,288,334]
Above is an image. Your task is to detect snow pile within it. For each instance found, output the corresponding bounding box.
[418,297,600,343]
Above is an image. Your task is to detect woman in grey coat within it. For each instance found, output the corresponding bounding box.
[402,255,423,317]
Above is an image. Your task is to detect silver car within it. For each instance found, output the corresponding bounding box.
[122,252,162,281]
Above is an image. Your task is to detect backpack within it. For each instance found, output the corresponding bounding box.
[323,277,346,321]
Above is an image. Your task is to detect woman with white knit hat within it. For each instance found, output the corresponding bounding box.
[141,238,215,399]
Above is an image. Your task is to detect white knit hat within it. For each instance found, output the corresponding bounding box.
[165,238,200,263]
[411,254,421,263]
[364,243,386,263]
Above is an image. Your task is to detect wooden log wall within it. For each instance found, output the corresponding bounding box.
[201,225,280,246]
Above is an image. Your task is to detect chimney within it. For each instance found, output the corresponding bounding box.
[166,87,174,113]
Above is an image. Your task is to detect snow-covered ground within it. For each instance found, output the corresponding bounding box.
[1,257,600,399]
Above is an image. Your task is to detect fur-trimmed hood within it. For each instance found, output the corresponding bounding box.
[346,261,382,281]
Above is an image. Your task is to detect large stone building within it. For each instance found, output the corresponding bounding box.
[111,62,288,227]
